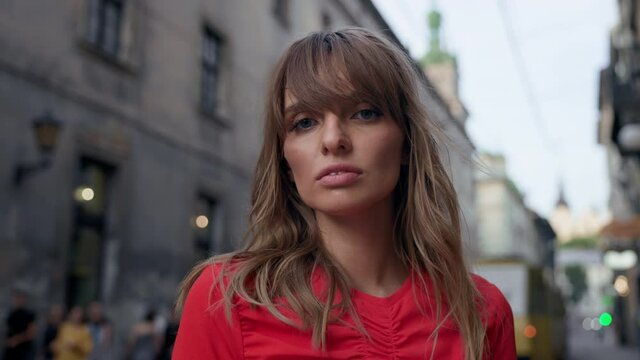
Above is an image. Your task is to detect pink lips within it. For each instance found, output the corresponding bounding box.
[316,165,363,187]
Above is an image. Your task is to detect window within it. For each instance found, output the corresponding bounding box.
[201,27,221,115]
[322,12,332,30]
[87,0,125,57]
[272,0,290,28]
[193,194,219,260]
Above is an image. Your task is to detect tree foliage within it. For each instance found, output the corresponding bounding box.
[565,264,588,304]
[559,236,598,249]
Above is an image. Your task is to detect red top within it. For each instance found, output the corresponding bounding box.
[173,264,516,359]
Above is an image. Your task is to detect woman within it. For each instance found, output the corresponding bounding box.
[86,301,113,360]
[125,310,160,360]
[157,309,179,360]
[173,28,515,359]
[40,304,64,360]
[51,306,92,360]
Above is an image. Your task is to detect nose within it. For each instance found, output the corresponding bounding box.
[320,113,352,156]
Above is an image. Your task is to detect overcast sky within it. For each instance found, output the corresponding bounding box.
[373,0,617,217]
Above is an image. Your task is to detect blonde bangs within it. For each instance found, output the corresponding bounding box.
[277,30,410,135]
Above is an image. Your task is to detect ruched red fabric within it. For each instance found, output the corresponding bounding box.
[173,264,516,359]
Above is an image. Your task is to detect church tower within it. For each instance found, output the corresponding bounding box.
[549,185,573,243]
[421,6,468,124]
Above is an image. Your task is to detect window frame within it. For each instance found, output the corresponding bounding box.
[87,0,126,59]
[272,0,291,29]
[200,26,222,116]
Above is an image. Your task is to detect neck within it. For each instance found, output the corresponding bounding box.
[316,199,408,297]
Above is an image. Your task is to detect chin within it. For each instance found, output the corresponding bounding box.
[314,205,365,217]
[308,194,393,217]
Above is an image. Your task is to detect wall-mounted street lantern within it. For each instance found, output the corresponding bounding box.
[14,111,63,186]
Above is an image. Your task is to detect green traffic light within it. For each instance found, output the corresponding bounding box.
[599,312,612,327]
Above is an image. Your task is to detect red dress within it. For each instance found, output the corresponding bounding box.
[173,264,516,359]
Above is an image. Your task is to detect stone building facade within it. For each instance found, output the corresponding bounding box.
[597,0,640,346]
[0,0,478,353]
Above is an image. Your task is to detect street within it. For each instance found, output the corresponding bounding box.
[568,322,640,360]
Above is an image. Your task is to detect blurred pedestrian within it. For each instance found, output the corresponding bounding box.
[39,304,64,360]
[125,310,159,360]
[2,289,36,360]
[51,306,92,360]
[86,302,112,360]
[157,309,178,360]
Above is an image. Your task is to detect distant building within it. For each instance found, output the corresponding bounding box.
[550,188,574,243]
[421,9,468,123]
[420,7,478,259]
[549,187,610,243]
[532,211,557,275]
[474,153,542,265]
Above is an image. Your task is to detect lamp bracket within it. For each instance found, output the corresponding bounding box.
[14,157,52,186]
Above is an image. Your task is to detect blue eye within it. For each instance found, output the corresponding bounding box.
[292,118,316,131]
[353,108,382,121]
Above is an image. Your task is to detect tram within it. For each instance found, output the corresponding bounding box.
[474,259,567,360]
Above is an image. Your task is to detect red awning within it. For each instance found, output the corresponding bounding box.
[600,216,640,239]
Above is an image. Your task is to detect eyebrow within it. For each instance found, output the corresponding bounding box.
[283,102,305,119]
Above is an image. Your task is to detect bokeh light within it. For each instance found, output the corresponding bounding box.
[73,186,95,202]
[195,215,209,229]
[523,324,537,339]
[614,275,630,297]
[599,312,613,327]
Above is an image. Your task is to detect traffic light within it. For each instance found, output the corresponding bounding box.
[599,312,612,327]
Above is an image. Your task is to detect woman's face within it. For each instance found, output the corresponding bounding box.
[282,90,404,216]
[68,306,83,324]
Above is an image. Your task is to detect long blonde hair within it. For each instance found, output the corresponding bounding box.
[178,28,486,359]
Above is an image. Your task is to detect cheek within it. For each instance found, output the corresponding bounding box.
[283,141,309,184]
[373,131,405,190]
[371,130,404,169]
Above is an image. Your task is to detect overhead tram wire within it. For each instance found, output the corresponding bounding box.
[496,0,562,184]
[394,0,429,56]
